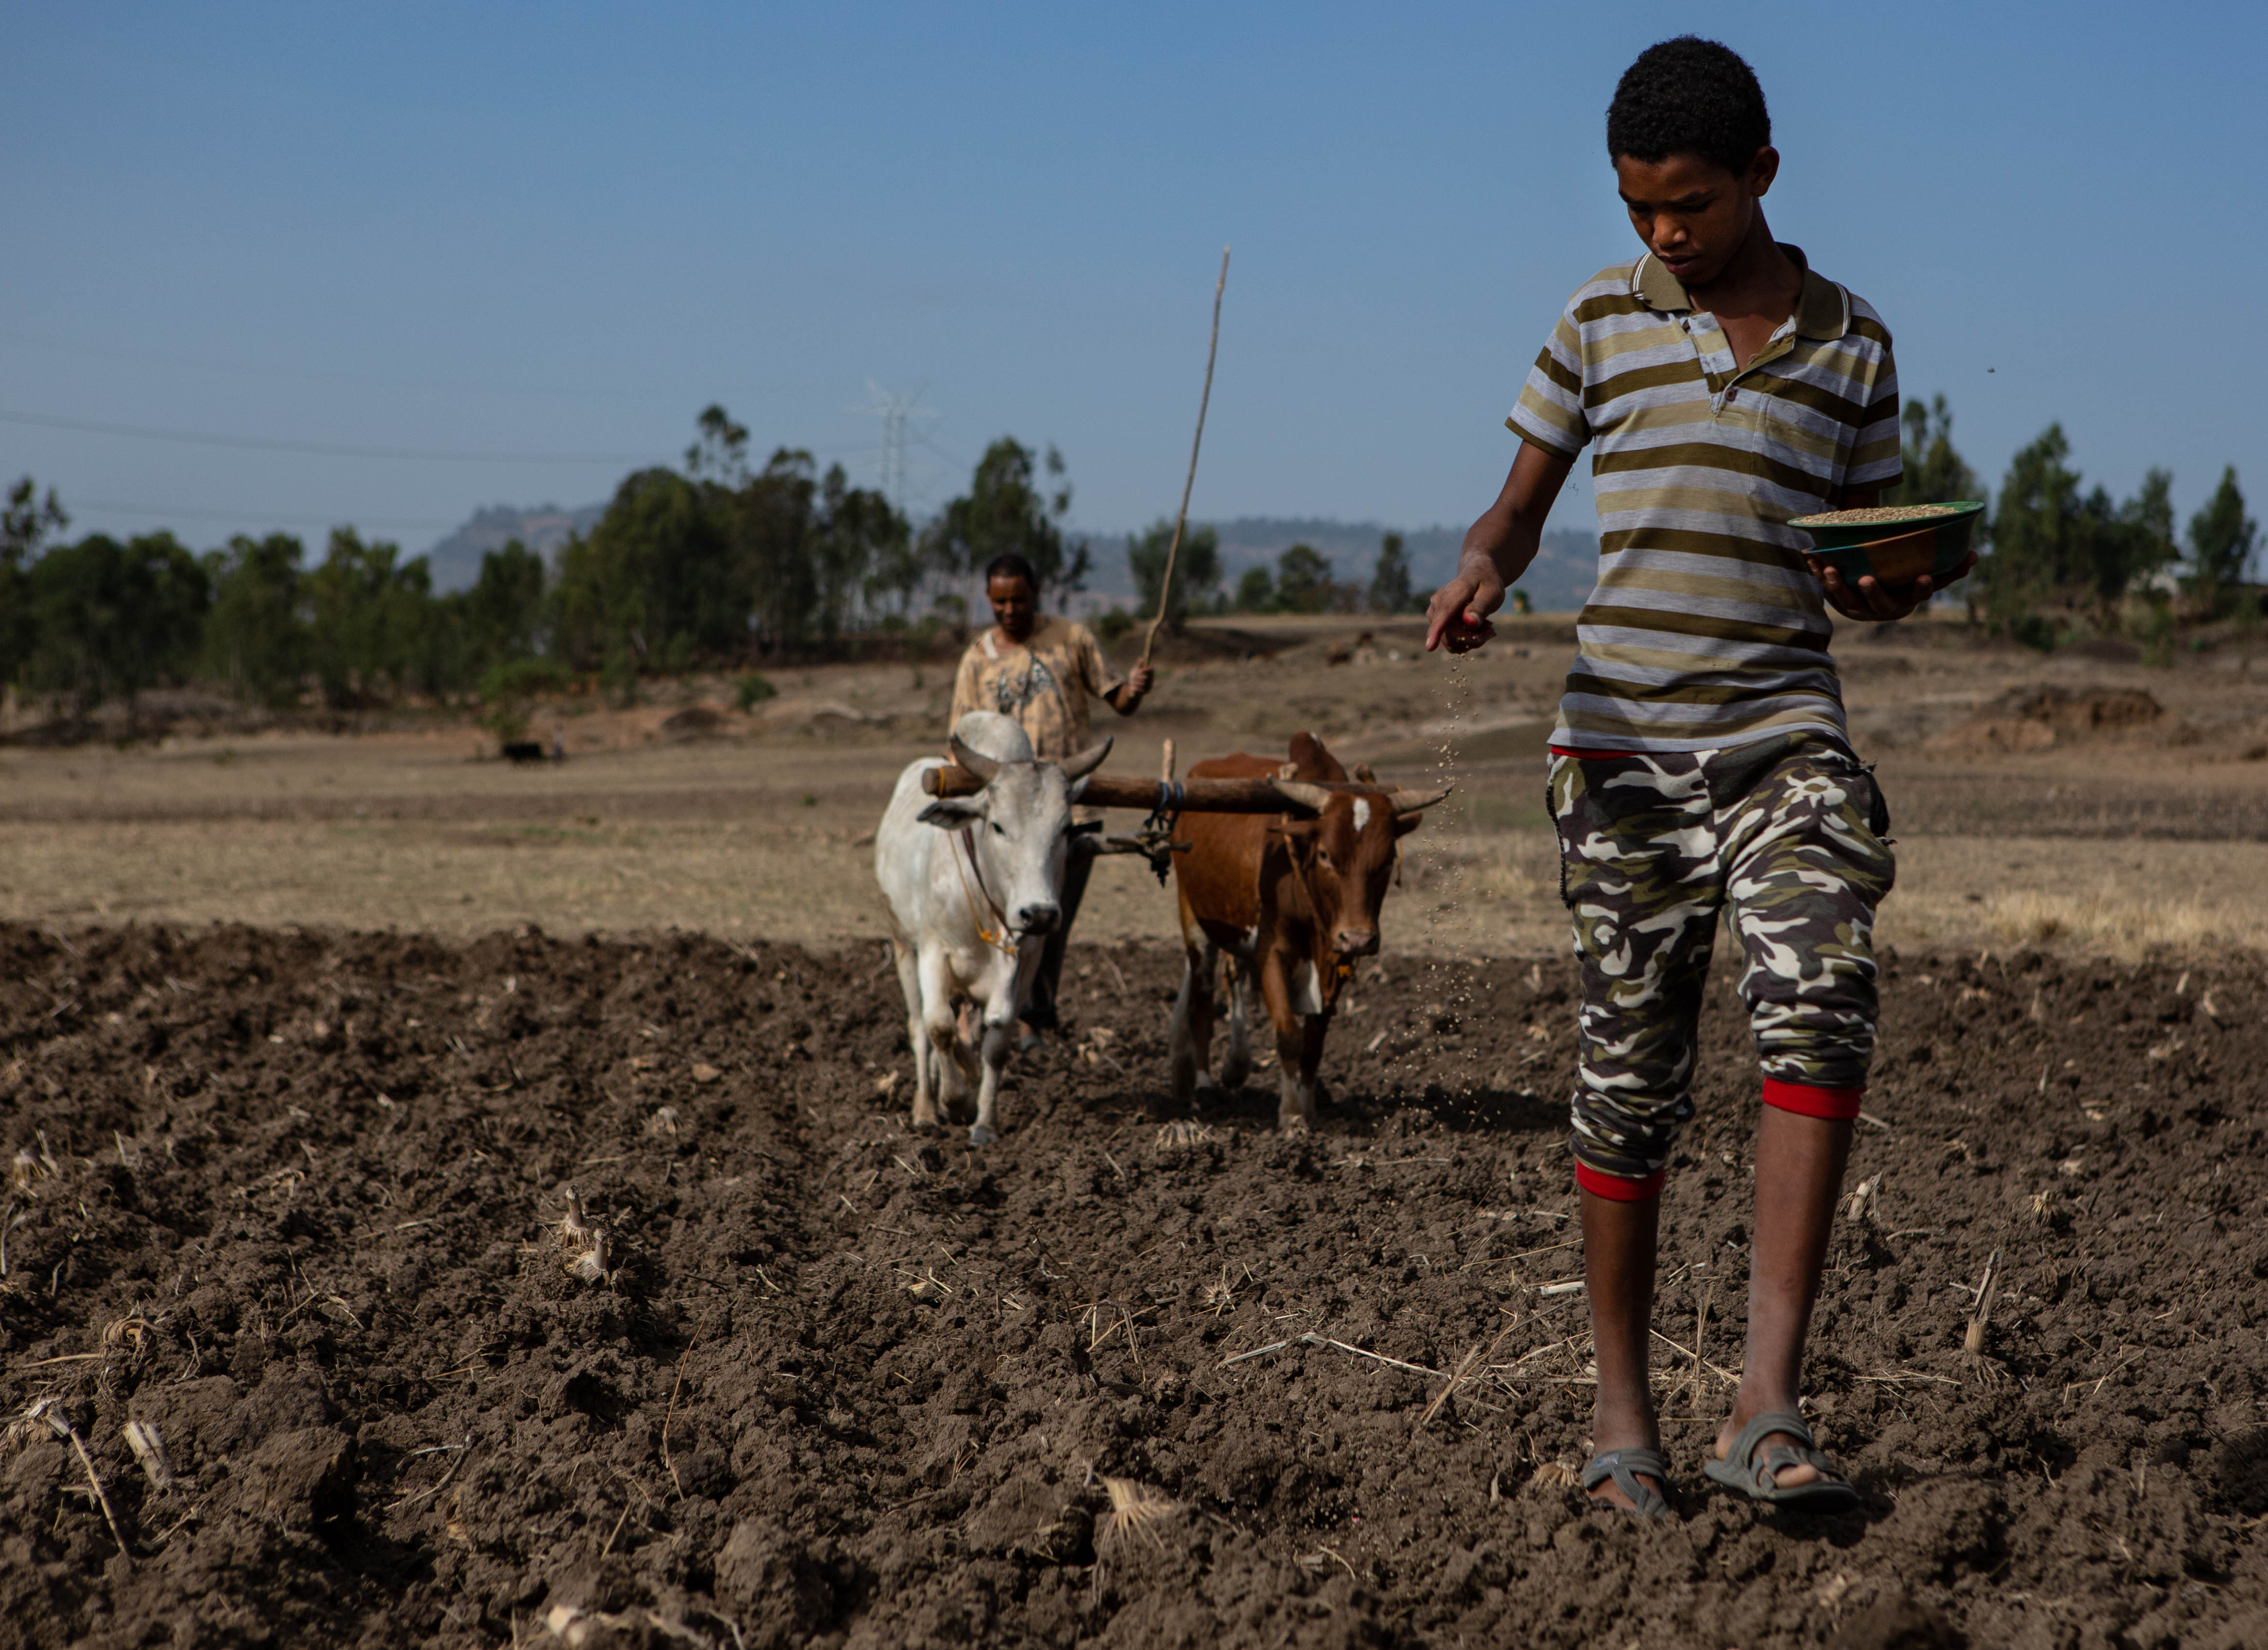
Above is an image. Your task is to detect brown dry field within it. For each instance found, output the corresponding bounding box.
[3,613,2266,959]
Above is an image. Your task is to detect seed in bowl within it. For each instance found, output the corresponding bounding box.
[1790,503,1965,525]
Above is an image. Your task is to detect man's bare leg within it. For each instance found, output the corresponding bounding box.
[1716,1106,1853,1486]
[1581,1188,1665,1509]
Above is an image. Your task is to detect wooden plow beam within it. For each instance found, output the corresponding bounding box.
[920,765,1443,814]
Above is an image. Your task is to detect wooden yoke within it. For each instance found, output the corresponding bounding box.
[920,765,1446,814]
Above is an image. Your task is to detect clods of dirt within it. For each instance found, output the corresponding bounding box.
[2,923,2266,1647]
[1926,684,2182,756]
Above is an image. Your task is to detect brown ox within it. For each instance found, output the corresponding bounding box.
[1168,732,1446,1130]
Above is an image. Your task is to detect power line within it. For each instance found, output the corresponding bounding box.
[0,331,593,399]
[0,327,820,404]
[0,407,658,465]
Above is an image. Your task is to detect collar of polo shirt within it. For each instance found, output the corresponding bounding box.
[1631,242,1852,341]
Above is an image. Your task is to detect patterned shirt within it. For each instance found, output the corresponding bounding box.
[950,614,1124,762]
[1509,246,1902,753]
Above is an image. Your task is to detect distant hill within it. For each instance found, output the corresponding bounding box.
[424,503,1602,613]
[1158,516,1599,614]
[424,502,606,593]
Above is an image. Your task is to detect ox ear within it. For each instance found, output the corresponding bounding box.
[1058,735,1113,783]
[1393,811,1425,839]
[947,735,1000,782]
[917,798,985,830]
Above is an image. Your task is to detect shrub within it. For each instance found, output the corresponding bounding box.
[478,656,571,748]
[2135,598,2176,668]
[1095,607,1134,643]
[478,657,571,704]
[2009,614,2058,653]
[735,672,779,710]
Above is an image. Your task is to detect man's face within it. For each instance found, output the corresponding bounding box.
[1613,147,1776,289]
[987,574,1037,641]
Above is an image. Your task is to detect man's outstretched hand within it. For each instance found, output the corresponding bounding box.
[1810,550,1978,622]
[1425,562,1507,653]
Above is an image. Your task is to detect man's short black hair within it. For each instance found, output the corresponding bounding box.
[984,552,1040,591]
[1607,36,1771,177]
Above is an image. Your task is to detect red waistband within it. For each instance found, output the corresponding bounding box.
[1549,745,1642,759]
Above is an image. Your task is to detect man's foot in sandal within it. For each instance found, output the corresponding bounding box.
[1703,1410,1859,1511]
[1581,1446,1674,1519]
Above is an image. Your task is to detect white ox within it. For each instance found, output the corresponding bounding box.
[874,711,1111,1144]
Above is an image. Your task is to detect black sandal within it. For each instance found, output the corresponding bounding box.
[1580,1446,1673,1519]
[1702,1411,1860,1512]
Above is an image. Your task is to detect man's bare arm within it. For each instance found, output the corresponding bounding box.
[1425,442,1577,653]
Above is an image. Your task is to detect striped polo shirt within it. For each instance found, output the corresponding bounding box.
[1510,246,1901,753]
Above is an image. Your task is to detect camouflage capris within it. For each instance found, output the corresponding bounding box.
[1550,732,1896,1198]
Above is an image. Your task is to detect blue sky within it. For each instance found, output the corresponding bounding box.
[5,1,2262,570]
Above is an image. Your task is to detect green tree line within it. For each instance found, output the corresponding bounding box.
[7,397,2255,719]
[1892,395,2258,648]
[0,410,1100,718]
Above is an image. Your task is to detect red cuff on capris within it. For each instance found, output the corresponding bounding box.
[1575,1162,1666,1202]
[1761,1079,1865,1120]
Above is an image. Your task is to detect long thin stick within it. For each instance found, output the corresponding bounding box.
[1141,248,1230,667]
[660,1311,712,1500]
[1300,1332,1441,1379]
[39,1406,132,1568]
[1221,1339,1292,1366]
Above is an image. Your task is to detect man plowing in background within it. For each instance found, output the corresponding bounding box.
[950,551,1153,1046]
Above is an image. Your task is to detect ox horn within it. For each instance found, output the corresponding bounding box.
[1270,779,1335,814]
[1393,785,1452,815]
[1058,734,1113,781]
[948,734,1001,782]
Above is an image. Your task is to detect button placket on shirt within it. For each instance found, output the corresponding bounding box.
[1690,313,1797,419]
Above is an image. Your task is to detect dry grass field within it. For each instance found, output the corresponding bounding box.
[3,613,2266,959]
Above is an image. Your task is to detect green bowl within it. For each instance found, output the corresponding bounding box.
[1787,500,1985,585]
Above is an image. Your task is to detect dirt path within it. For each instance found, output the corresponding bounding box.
[1,923,2263,1647]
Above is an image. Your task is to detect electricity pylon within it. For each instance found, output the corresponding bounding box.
[850,381,939,515]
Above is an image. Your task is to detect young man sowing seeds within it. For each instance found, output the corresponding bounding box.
[1425,37,1974,1516]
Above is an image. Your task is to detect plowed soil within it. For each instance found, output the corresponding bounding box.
[2,922,2264,1650]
